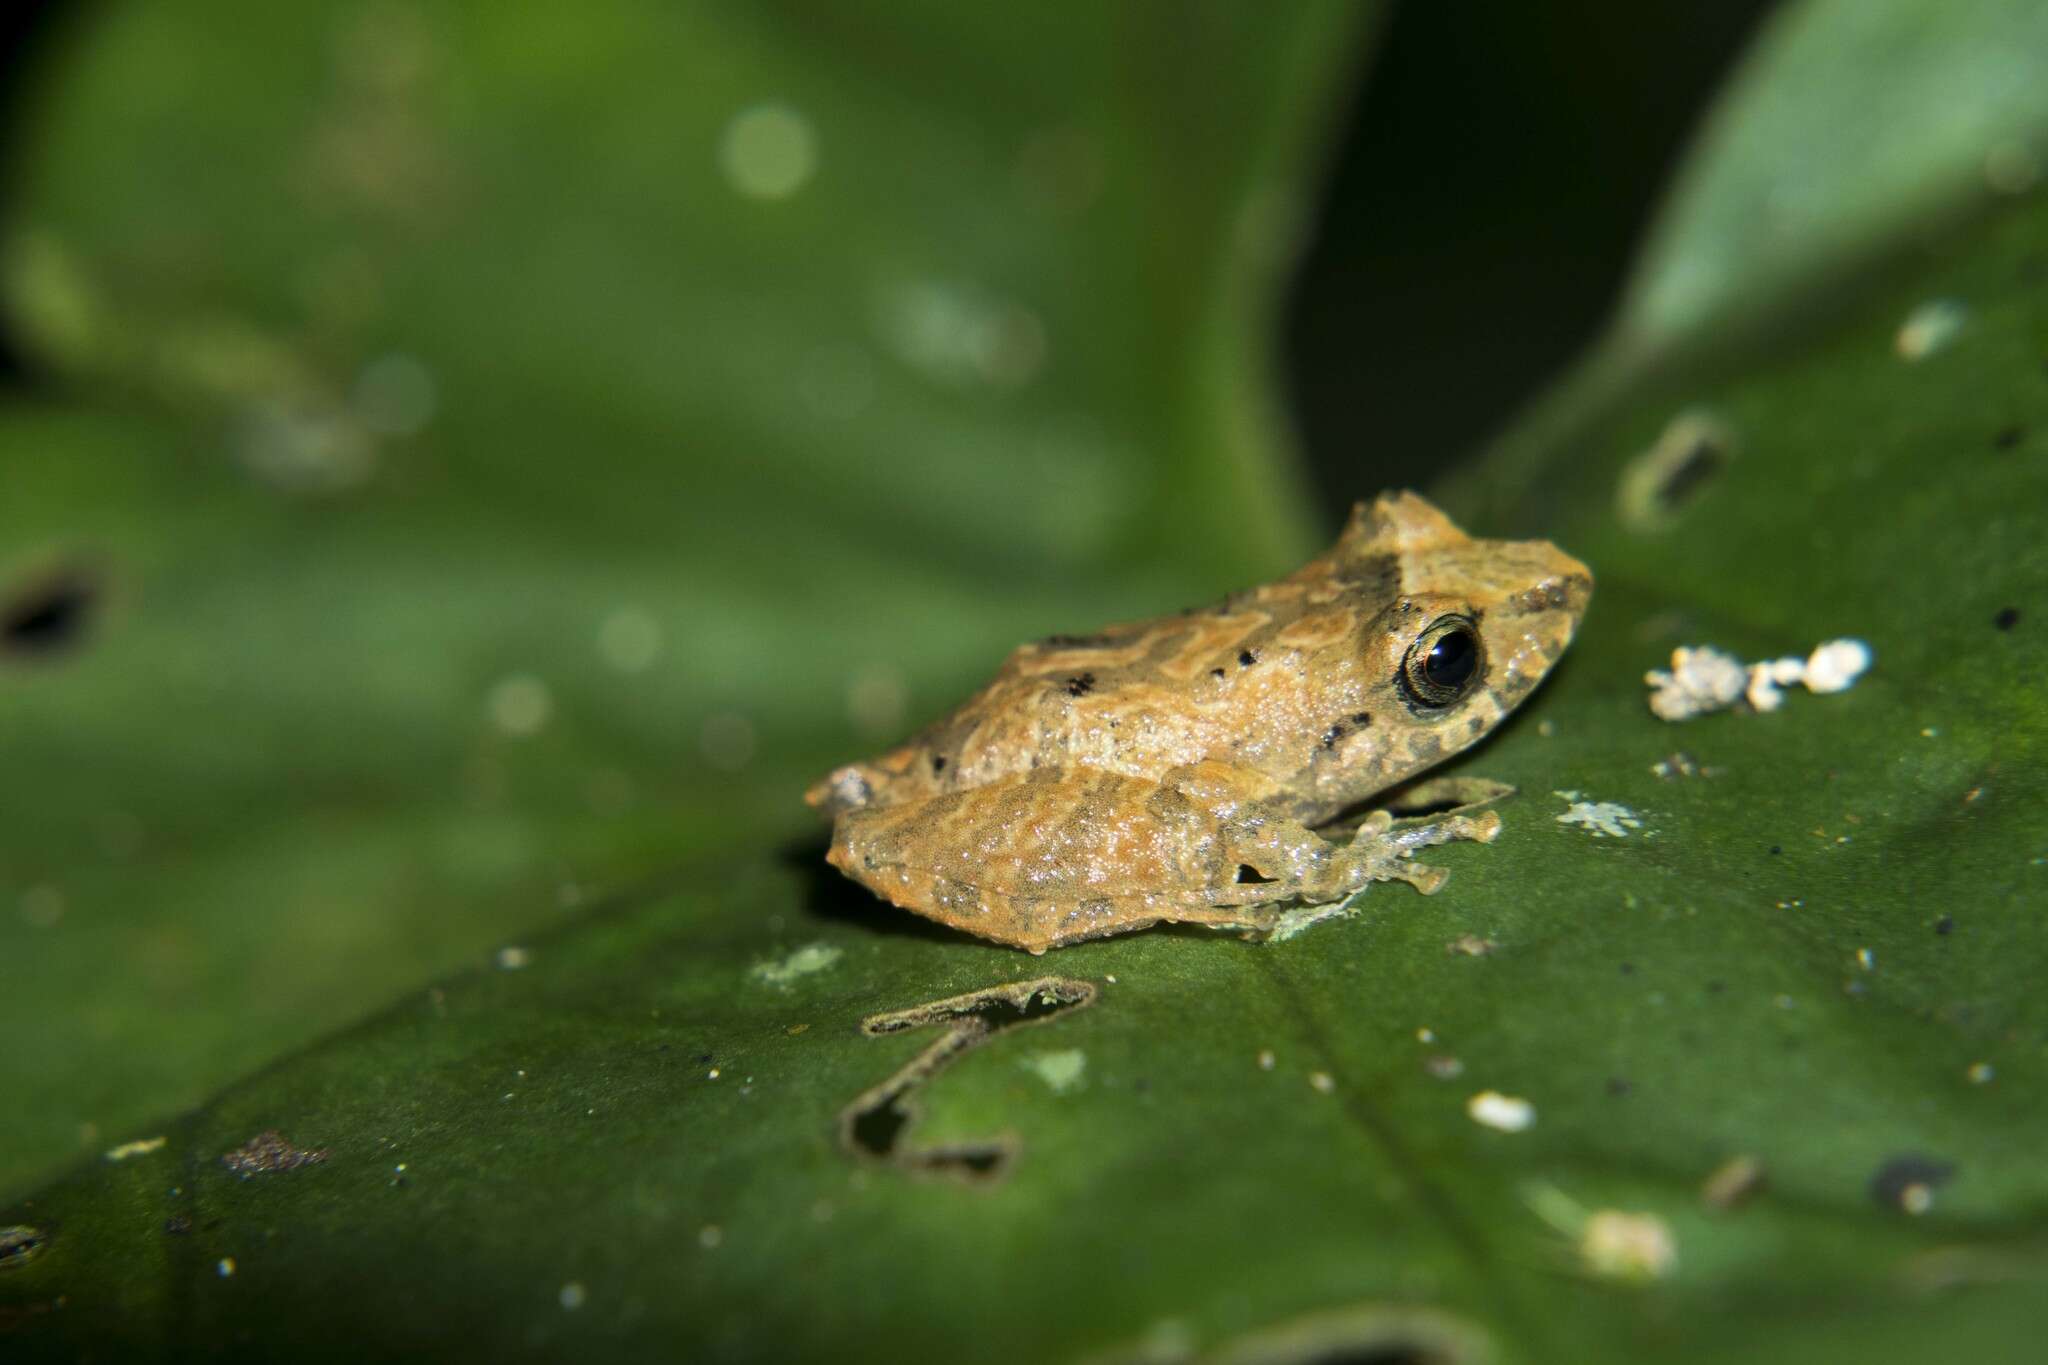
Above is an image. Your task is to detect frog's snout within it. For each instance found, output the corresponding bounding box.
[805,764,876,817]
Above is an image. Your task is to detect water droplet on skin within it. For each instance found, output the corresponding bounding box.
[719,103,817,200]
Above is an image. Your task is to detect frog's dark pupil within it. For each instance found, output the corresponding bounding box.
[1423,628,1477,691]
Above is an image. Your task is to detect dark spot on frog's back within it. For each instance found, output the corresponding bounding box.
[1064,673,1095,698]
[1320,712,1373,749]
[1335,551,1400,599]
[1039,632,1111,649]
[1238,649,1258,668]
[930,754,947,775]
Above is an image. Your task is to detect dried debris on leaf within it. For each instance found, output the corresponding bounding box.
[220,1129,331,1178]
[1647,639,1871,721]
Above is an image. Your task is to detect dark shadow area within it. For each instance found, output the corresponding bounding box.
[0,0,80,388]
[1,567,97,659]
[778,835,988,948]
[1286,0,1780,516]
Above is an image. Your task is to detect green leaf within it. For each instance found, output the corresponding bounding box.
[0,0,1365,1196]
[9,2,2048,1362]
[1620,0,2048,353]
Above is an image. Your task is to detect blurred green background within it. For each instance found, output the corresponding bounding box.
[4,2,2046,1361]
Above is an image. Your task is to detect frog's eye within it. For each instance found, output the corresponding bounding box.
[1401,615,1484,709]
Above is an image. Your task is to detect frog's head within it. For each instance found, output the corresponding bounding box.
[1328,491,1592,782]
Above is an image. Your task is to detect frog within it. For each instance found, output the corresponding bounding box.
[805,491,1592,954]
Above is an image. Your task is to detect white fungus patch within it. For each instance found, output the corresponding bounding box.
[1645,645,1747,720]
[750,942,843,989]
[1647,639,1871,721]
[495,945,531,970]
[718,103,817,200]
[1466,1090,1536,1132]
[1804,638,1873,693]
[1555,795,1643,839]
[1895,298,1967,361]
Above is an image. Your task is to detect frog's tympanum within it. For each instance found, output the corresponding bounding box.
[807,492,1592,953]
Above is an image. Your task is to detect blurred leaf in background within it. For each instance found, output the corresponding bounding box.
[0,0,1362,1197]
[5,0,2048,1362]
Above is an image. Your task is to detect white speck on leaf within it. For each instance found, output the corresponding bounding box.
[1467,1090,1535,1132]
[750,942,843,989]
[1645,645,1746,720]
[1022,1048,1086,1094]
[1895,298,1966,360]
[1805,638,1872,693]
[1647,639,1871,720]
[1580,1210,1678,1282]
[1556,797,1643,839]
[104,1136,167,1162]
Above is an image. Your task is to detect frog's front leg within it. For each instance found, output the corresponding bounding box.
[1283,807,1504,902]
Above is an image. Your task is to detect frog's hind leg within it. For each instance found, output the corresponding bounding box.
[825,768,1252,953]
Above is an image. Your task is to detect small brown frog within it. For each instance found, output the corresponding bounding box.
[807,492,1591,953]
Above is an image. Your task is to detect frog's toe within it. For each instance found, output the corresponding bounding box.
[1396,860,1451,895]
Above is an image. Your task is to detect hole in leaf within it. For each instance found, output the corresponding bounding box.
[1617,409,1736,532]
[2,570,97,658]
[1869,1153,1956,1212]
[1184,1303,1490,1365]
[841,977,1096,1183]
[1235,864,1277,885]
[0,1223,50,1270]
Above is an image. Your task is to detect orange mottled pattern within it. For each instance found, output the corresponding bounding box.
[808,492,1591,952]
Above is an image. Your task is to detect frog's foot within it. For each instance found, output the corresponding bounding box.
[1312,808,1503,899]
